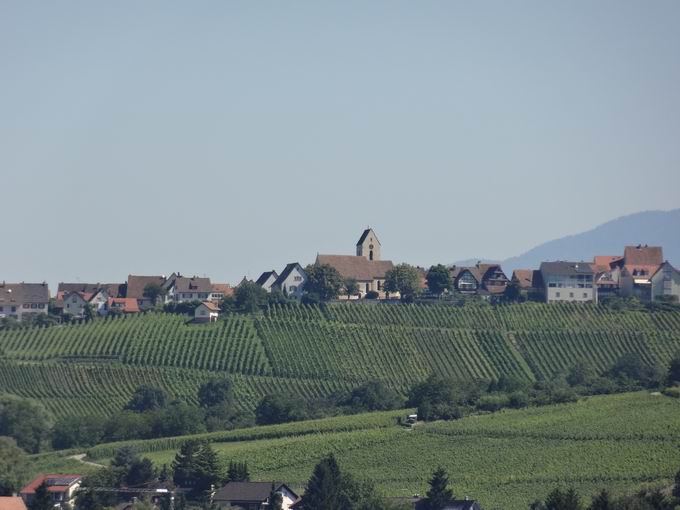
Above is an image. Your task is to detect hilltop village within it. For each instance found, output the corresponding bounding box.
[2,228,679,325]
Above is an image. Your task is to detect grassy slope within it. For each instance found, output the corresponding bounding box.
[2,303,680,419]
[41,392,677,510]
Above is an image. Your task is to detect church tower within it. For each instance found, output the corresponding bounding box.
[356,228,381,261]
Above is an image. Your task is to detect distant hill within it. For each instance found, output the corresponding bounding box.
[458,209,680,273]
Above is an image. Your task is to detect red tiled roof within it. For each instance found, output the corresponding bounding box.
[0,497,27,510]
[20,474,82,495]
[107,298,140,313]
[211,283,233,297]
[199,301,220,312]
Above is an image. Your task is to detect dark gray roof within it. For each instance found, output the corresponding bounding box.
[539,261,593,276]
[256,271,278,286]
[173,276,212,294]
[214,482,297,503]
[273,263,305,287]
[0,282,49,304]
[356,228,379,246]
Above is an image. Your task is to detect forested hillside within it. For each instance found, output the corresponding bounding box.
[1,302,679,420]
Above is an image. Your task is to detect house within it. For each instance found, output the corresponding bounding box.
[255,271,279,293]
[56,282,125,300]
[169,276,213,303]
[316,228,394,297]
[213,482,299,510]
[126,275,167,309]
[650,261,680,302]
[617,245,664,300]
[61,291,91,317]
[210,283,233,302]
[0,498,27,510]
[106,297,140,314]
[539,261,595,303]
[0,282,49,321]
[510,269,543,300]
[194,301,220,323]
[20,474,82,509]
[450,263,509,297]
[272,263,308,299]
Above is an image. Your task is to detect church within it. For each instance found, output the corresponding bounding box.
[316,228,394,297]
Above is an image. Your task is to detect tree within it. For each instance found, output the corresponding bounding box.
[344,278,359,300]
[142,283,165,305]
[384,264,421,301]
[424,467,453,510]
[172,440,201,487]
[673,466,680,500]
[0,394,54,453]
[83,303,95,322]
[194,442,223,498]
[426,265,452,296]
[304,264,345,301]
[342,380,404,411]
[234,281,268,313]
[52,415,105,449]
[269,483,283,510]
[126,457,157,486]
[667,351,680,386]
[198,379,234,408]
[227,461,250,482]
[0,437,28,496]
[302,455,344,510]
[588,489,612,510]
[124,385,168,412]
[566,361,597,387]
[544,487,582,510]
[255,393,307,425]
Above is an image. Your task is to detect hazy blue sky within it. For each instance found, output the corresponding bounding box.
[2,1,679,286]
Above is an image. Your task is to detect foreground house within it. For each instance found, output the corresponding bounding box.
[194,301,220,323]
[539,261,595,303]
[214,482,299,510]
[316,228,394,297]
[272,263,308,299]
[0,282,49,320]
[168,276,213,303]
[20,474,82,509]
[617,245,664,300]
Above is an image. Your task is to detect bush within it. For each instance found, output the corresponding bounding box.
[476,394,509,412]
[662,386,680,399]
[508,391,529,409]
[364,291,379,300]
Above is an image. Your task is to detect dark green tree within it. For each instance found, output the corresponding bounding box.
[0,437,28,496]
[255,393,307,425]
[126,457,156,486]
[588,489,611,510]
[0,394,54,453]
[667,351,680,386]
[304,264,345,301]
[83,303,95,322]
[302,455,344,510]
[52,415,105,449]
[194,442,223,498]
[384,264,421,301]
[344,278,359,300]
[124,385,168,412]
[198,379,234,408]
[342,380,404,411]
[172,440,201,487]
[269,483,283,510]
[234,281,268,313]
[545,487,582,510]
[227,461,250,482]
[29,482,53,510]
[673,466,680,499]
[426,265,452,296]
[424,467,453,510]
[142,283,166,305]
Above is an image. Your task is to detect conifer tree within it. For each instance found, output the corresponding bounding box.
[172,440,200,487]
[301,455,344,510]
[29,482,53,510]
[194,442,223,497]
[424,467,454,510]
[588,489,611,510]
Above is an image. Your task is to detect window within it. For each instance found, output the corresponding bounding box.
[583,293,588,298]
[556,292,560,298]
[31,303,37,308]
[294,276,302,282]
[0,306,3,312]
[548,283,557,288]
[23,304,30,308]
[377,281,381,291]
[11,306,16,312]
[289,286,297,292]
[569,292,574,298]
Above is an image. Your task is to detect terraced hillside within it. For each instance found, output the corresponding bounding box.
[1,302,680,418]
[65,392,679,510]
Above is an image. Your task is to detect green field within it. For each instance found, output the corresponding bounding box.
[41,392,677,510]
[1,302,680,418]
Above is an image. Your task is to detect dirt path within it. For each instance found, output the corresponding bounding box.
[67,453,105,468]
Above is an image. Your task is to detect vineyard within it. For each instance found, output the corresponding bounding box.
[1,302,680,418]
[123,392,679,509]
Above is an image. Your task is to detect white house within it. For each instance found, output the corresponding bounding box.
[213,482,299,510]
[272,263,307,299]
[195,301,220,323]
[651,261,680,302]
[0,282,49,321]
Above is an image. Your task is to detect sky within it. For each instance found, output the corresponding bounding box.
[1,1,679,287]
